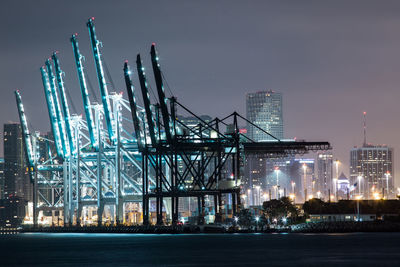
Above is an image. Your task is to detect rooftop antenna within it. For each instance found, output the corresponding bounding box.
[363,111,367,146]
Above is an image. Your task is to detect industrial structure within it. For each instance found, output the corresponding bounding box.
[15,18,331,227]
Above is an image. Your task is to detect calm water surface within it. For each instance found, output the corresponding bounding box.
[0,232,399,266]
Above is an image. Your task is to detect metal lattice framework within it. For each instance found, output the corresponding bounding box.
[15,18,331,227]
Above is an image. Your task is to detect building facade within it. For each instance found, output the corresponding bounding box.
[246,90,283,141]
[316,152,333,201]
[3,123,31,201]
[350,145,394,199]
[244,90,284,206]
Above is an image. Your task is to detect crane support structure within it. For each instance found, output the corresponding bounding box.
[20,18,332,228]
[150,44,173,143]
[87,18,115,143]
[137,54,157,146]
[124,61,144,149]
[15,91,34,170]
[52,52,76,157]
[45,59,69,158]
[71,34,98,149]
[40,66,63,158]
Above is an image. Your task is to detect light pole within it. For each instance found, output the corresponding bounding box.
[357,175,363,196]
[275,168,280,199]
[385,172,390,199]
[255,216,259,231]
[355,195,362,221]
[255,185,261,205]
[241,194,247,208]
[333,178,337,201]
[302,164,307,201]
[334,160,340,201]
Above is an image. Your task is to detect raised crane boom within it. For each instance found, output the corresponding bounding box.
[40,66,63,158]
[136,54,157,146]
[15,90,34,173]
[52,52,76,157]
[45,59,69,158]
[87,17,115,143]
[150,44,173,143]
[71,34,98,149]
[124,61,144,149]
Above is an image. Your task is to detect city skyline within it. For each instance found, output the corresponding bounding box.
[1,0,400,184]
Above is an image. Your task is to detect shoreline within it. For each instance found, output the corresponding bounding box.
[13,221,400,234]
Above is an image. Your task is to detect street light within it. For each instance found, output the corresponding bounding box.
[275,168,280,199]
[255,216,260,231]
[385,172,390,199]
[334,160,340,201]
[357,175,363,196]
[333,178,337,201]
[255,185,261,205]
[355,194,362,221]
[302,164,307,202]
[247,188,251,206]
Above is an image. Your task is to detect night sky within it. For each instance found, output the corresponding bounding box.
[1,0,400,185]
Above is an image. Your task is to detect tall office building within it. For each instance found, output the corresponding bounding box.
[246,90,283,141]
[350,145,394,199]
[3,123,31,201]
[244,90,284,206]
[316,152,333,201]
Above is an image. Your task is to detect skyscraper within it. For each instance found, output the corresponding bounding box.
[350,145,394,199]
[316,152,333,201]
[246,90,283,141]
[3,123,31,201]
[244,90,284,206]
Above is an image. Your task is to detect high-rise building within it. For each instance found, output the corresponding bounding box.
[246,90,283,141]
[316,152,333,201]
[350,144,394,199]
[244,90,284,206]
[3,123,31,201]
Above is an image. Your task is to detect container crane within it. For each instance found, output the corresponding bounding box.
[150,44,174,143]
[87,18,116,144]
[71,34,98,149]
[123,61,144,150]
[136,54,157,146]
[40,66,63,158]
[52,52,76,157]
[45,59,69,158]
[15,91,34,176]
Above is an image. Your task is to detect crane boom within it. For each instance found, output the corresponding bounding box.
[71,34,98,149]
[45,59,69,158]
[123,61,144,149]
[15,90,34,171]
[136,54,157,146]
[40,66,63,158]
[52,52,76,157]
[150,44,173,143]
[87,17,115,143]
